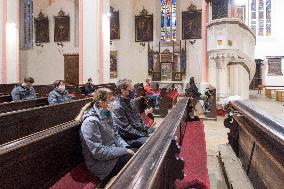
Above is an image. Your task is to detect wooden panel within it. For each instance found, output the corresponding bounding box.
[0,98,91,145]
[0,97,48,114]
[0,121,83,189]
[64,55,79,85]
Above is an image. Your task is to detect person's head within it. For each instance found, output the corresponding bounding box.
[75,88,114,121]
[145,78,151,85]
[53,80,66,92]
[87,78,93,84]
[22,76,35,89]
[116,79,133,98]
[190,77,195,85]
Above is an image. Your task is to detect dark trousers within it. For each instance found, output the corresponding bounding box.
[99,154,132,188]
[125,136,148,148]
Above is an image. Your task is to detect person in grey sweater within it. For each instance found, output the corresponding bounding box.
[11,76,37,101]
[48,80,72,104]
[76,88,134,186]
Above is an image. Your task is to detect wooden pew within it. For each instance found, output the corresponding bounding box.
[264,86,284,99]
[0,98,91,145]
[0,121,89,189]
[0,97,48,114]
[0,95,13,103]
[0,83,19,95]
[224,101,284,189]
[0,97,192,189]
[276,90,284,102]
[106,98,192,189]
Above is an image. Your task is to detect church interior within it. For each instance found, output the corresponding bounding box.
[0,0,283,189]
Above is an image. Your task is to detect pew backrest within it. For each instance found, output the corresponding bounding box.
[0,120,83,189]
[0,98,92,145]
[0,95,13,103]
[0,97,48,114]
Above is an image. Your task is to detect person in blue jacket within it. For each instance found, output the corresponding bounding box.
[48,80,72,104]
[11,76,37,101]
[76,88,134,186]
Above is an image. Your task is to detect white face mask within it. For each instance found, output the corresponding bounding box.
[58,85,65,92]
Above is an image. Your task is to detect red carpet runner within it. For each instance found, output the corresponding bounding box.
[176,121,210,189]
[50,163,100,189]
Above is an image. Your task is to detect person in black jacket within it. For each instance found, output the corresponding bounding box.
[84,78,95,96]
[111,79,150,148]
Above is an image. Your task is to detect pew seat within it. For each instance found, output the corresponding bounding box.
[176,121,210,189]
[141,112,154,128]
[50,162,100,189]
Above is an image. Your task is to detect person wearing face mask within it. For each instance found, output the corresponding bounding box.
[111,79,151,148]
[48,80,72,104]
[76,88,134,187]
[11,76,37,101]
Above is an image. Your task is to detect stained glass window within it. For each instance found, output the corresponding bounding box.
[266,0,271,36]
[161,0,176,41]
[250,0,257,33]
[23,0,33,48]
[250,0,271,36]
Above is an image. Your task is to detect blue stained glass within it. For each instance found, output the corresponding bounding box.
[266,0,271,36]
[160,0,176,41]
[23,0,33,48]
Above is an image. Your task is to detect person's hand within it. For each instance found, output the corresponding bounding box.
[127,149,135,155]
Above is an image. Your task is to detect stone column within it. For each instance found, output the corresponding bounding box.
[216,59,230,98]
[0,0,19,84]
[201,0,209,91]
[80,0,110,84]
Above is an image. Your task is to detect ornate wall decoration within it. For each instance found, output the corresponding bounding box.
[148,49,160,74]
[110,51,118,78]
[110,7,120,40]
[54,10,70,42]
[161,63,172,80]
[212,0,229,20]
[267,58,283,76]
[135,8,153,42]
[172,72,182,81]
[182,5,201,39]
[34,11,49,43]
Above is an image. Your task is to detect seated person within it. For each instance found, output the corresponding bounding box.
[111,79,151,148]
[48,80,72,104]
[84,78,95,96]
[11,76,37,101]
[76,88,134,187]
[144,79,160,108]
[187,77,202,100]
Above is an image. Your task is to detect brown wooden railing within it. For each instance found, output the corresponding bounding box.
[224,100,284,188]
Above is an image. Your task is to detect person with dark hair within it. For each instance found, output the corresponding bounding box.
[84,78,95,96]
[76,88,134,186]
[112,79,150,148]
[48,80,72,104]
[188,77,202,100]
[11,76,37,101]
[144,79,160,108]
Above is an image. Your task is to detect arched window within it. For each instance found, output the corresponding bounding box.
[250,0,271,36]
[160,0,177,41]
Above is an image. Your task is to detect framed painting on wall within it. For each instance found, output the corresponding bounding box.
[267,58,283,76]
[161,63,172,80]
[182,9,202,39]
[54,10,70,42]
[152,72,161,81]
[110,7,120,40]
[135,8,153,42]
[110,51,118,78]
[34,11,49,43]
[172,72,182,81]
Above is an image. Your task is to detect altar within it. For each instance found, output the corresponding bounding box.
[155,81,186,92]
